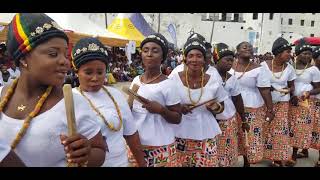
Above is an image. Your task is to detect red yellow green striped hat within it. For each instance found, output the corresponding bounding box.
[7,13,69,65]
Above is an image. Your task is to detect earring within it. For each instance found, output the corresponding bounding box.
[23,63,28,68]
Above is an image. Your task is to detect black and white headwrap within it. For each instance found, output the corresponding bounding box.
[295,38,312,56]
[271,37,292,56]
[313,47,320,59]
[140,33,168,61]
[183,38,207,57]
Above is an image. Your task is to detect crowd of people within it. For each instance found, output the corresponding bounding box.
[1,13,320,168]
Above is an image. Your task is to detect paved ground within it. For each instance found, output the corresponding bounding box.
[112,82,319,167]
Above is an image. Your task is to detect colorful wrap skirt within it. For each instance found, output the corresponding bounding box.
[263,102,290,161]
[311,98,320,150]
[127,142,178,167]
[217,114,239,167]
[237,106,266,164]
[289,100,313,149]
[175,137,218,167]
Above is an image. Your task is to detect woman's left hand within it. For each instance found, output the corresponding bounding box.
[60,134,91,165]
[142,100,165,114]
[265,110,275,123]
[300,91,310,101]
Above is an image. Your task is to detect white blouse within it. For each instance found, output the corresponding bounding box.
[0,87,101,167]
[261,61,296,102]
[130,77,181,146]
[0,140,10,162]
[169,73,228,140]
[216,75,241,120]
[73,86,137,167]
[229,66,271,108]
[294,66,320,97]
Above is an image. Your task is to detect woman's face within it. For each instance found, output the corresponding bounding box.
[77,60,106,92]
[297,50,312,64]
[141,42,162,70]
[185,49,205,71]
[216,55,234,72]
[22,37,70,87]
[278,49,292,63]
[237,42,253,59]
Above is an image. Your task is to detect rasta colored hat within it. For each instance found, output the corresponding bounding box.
[71,37,109,71]
[7,13,69,65]
[183,37,206,57]
[213,43,235,63]
[271,37,292,56]
[313,47,320,59]
[295,38,312,56]
[140,33,168,60]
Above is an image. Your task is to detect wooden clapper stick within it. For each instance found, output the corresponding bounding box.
[126,84,140,109]
[62,84,79,167]
[122,85,148,107]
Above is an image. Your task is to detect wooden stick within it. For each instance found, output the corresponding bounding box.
[188,99,216,111]
[62,84,78,167]
[122,86,147,105]
[127,84,140,109]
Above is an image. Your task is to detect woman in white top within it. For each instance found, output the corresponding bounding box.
[229,41,274,167]
[213,43,247,167]
[130,33,182,167]
[0,13,106,167]
[170,37,228,167]
[288,39,320,166]
[311,48,320,167]
[261,37,296,167]
[70,37,146,167]
[0,140,24,167]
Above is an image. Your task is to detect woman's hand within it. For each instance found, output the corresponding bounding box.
[242,122,250,132]
[60,134,91,166]
[142,100,165,114]
[300,91,310,101]
[265,109,275,123]
[290,96,299,106]
[181,104,193,115]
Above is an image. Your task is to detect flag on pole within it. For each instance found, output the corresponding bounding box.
[168,23,177,48]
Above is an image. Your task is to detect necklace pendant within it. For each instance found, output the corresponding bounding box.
[17,104,26,111]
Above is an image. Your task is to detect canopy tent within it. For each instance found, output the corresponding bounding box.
[293,37,320,46]
[107,13,155,46]
[0,13,129,47]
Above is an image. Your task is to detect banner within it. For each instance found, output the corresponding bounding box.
[168,23,177,48]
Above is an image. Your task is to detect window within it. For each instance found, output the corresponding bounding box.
[269,13,274,20]
[281,18,283,24]
[288,18,292,25]
[301,20,304,26]
[221,13,227,21]
[240,26,243,29]
[253,13,258,20]
[312,13,316,15]
[311,21,315,27]
[311,34,315,37]
[233,13,239,22]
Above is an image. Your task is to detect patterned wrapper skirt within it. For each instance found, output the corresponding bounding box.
[263,102,290,161]
[217,114,239,167]
[289,100,313,149]
[311,98,320,150]
[237,106,266,164]
[175,137,218,167]
[127,143,178,167]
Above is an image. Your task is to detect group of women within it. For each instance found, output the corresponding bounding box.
[1,13,320,167]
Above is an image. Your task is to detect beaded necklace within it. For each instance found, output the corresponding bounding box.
[294,60,309,76]
[185,67,204,105]
[78,86,123,132]
[271,59,285,79]
[0,78,53,149]
[233,60,252,79]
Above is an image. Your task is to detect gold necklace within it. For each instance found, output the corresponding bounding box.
[185,67,204,105]
[234,60,251,79]
[295,61,309,76]
[140,72,162,84]
[222,72,228,86]
[78,86,123,132]
[0,78,53,149]
[271,59,285,79]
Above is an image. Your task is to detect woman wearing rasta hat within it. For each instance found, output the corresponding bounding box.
[260,37,296,167]
[129,33,182,167]
[71,37,146,167]
[213,43,246,167]
[229,41,274,167]
[288,38,320,166]
[0,13,106,166]
[169,38,228,167]
[311,47,320,167]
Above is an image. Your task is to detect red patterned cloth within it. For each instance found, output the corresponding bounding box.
[175,137,218,167]
[263,102,290,161]
[311,98,320,150]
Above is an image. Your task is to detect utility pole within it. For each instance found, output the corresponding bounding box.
[157,13,161,33]
[258,13,264,54]
[209,13,215,44]
[104,13,108,28]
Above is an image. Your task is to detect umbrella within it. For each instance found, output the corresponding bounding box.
[294,37,320,46]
